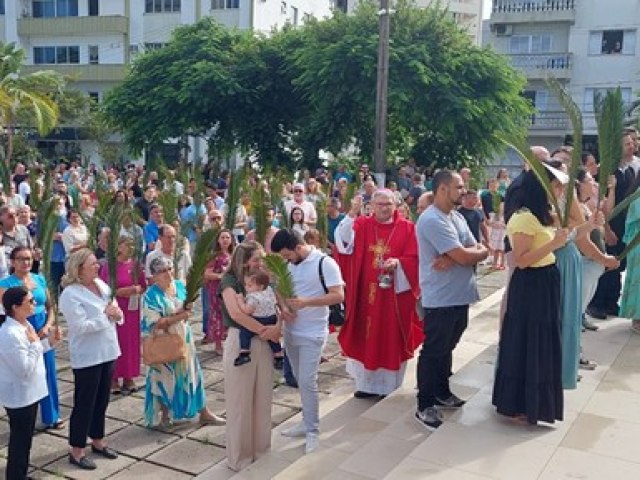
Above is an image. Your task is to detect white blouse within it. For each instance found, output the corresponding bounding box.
[62,224,89,254]
[0,317,49,408]
[59,279,121,369]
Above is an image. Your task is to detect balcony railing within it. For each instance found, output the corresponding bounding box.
[529,111,569,130]
[510,53,572,71]
[493,1,575,13]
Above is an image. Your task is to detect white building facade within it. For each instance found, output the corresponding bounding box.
[0,0,333,164]
[486,0,640,158]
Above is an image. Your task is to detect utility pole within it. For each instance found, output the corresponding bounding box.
[373,0,390,186]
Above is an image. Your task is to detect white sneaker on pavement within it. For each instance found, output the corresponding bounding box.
[281,422,307,438]
[304,432,319,454]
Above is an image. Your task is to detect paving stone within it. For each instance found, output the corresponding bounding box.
[188,424,226,447]
[107,424,180,459]
[146,438,225,475]
[271,403,300,427]
[42,452,136,479]
[106,394,146,423]
[109,460,194,479]
[202,368,225,388]
[45,414,129,442]
[317,373,352,394]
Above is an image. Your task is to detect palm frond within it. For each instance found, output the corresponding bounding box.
[547,77,582,227]
[315,186,329,250]
[344,182,358,213]
[36,198,59,291]
[264,253,295,299]
[224,169,243,232]
[251,184,269,245]
[156,189,179,227]
[184,225,220,308]
[0,157,10,192]
[617,230,640,261]
[103,203,126,299]
[504,139,562,218]
[595,88,624,204]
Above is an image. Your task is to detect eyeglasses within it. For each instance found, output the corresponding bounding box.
[293,189,304,193]
[21,298,35,306]
[155,267,173,274]
[14,257,33,262]
[211,216,222,220]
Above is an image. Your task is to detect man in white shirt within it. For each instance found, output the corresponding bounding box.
[284,183,317,226]
[144,224,192,283]
[271,229,344,454]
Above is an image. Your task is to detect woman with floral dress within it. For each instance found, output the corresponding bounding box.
[203,229,236,353]
[141,256,225,427]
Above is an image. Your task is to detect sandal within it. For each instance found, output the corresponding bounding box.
[49,419,65,430]
[122,384,139,394]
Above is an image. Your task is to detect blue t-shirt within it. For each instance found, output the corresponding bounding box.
[143,220,160,252]
[51,216,69,263]
[179,204,206,244]
[416,205,480,309]
[327,213,345,244]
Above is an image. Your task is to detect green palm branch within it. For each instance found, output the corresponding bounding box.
[225,169,243,232]
[264,253,295,299]
[251,183,269,245]
[0,157,10,193]
[344,182,358,213]
[504,139,562,219]
[184,225,220,308]
[595,88,624,205]
[104,203,126,299]
[36,198,60,296]
[156,189,179,227]
[315,186,329,250]
[547,77,583,227]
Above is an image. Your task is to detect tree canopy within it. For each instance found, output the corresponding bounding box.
[103,0,532,170]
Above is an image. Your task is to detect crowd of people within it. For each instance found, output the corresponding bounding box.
[0,132,639,476]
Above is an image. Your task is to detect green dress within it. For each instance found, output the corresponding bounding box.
[141,281,206,426]
[620,194,640,320]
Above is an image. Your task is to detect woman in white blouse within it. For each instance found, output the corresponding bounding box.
[0,286,60,479]
[59,249,123,471]
[61,209,89,255]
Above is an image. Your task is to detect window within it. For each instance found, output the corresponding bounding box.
[145,0,180,13]
[292,6,298,25]
[584,87,632,112]
[88,0,98,16]
[0,1,5,15]
[281,1,286,14]
[34,46,80,64]
[89,45,99,64]
[226,0,239,7]
[88,92,100,104]
[589,29,636,55]
[211,0,224,8]
[509,35,552,54]
[144,42,167,51]
[33,0,78,17]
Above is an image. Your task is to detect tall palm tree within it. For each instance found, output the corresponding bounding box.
[0,42,65,184]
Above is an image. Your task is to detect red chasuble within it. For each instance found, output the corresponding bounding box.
[335,211,424,371]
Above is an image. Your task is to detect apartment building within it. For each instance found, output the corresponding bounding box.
[486,0,640,163]
[0,0,333,163]
[347,0,485,45]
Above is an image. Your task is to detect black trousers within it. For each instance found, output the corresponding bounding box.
[69,360,115,448]
[589,241,626,311]
[6,402,38,479]
[417,305,469,410]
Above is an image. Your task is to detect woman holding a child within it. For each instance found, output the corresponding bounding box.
[220,240,284,471]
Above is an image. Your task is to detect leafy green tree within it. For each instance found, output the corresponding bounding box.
[0,42,65,178]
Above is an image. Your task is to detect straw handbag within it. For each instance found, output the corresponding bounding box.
[142,327,187,366]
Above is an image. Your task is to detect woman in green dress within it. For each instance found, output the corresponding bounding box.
[141,256,225,427]
[621,187,640,332]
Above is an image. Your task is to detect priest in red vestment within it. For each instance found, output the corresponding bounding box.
[334,189,424,398]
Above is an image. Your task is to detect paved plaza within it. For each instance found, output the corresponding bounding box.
[3,268,640,479]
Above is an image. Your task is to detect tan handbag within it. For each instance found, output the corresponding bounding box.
[142,327,187,366]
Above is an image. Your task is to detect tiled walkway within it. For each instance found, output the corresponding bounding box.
[5,268,639,479]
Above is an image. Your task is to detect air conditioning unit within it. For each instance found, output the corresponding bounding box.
[496,24,513,37]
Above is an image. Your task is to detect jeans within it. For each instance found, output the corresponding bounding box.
[284,332,326,433]
[6,402,38,480]
[238,315,282,354]
[283,352,297,386]
[417,305,469,410]
[590,241,626,311]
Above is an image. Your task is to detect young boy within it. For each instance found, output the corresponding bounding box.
[234,270,284,367]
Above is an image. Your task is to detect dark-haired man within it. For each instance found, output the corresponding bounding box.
[271,229,343,454]
[415,170,488,430]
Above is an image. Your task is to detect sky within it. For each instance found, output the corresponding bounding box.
[483,0,492,19]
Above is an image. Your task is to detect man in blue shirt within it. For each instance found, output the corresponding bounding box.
[143,205,163,253]
[415,170,488,430]
[326,198,345,249]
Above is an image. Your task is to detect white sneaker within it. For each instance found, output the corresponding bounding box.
[304,432,319,454]
[281,422,307,438]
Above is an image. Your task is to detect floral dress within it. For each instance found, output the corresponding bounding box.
[204,253,230,344]
[141,281,206,426]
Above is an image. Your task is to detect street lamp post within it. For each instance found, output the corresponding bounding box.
[373,0,390,187]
